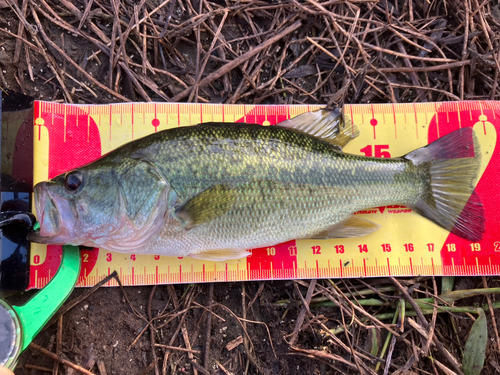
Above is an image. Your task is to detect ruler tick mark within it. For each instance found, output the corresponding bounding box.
[414,107,418,138]
[131,104,135,139]
[434,103,440,138]
[109,105,112,142]
[457,102,462,128]
[153,103,159,133]
[64,105,67,143]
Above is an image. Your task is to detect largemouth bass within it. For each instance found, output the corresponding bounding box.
[30,110,484,261]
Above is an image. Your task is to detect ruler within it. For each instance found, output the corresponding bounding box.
[29,101,500,289]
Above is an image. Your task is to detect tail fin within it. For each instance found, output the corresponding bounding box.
[405,127,485,241]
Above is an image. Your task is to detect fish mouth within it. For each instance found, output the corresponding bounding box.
[29,183,63,243]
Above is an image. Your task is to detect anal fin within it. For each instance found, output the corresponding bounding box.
[190,249,251,261]
[310,216,380,239]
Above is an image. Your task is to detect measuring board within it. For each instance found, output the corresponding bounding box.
[29,101,500,289]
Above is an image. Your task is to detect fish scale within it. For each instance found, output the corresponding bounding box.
[142,184,407,257]
[119,124,420,196]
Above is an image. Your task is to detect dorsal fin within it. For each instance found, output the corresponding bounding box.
[276,109,359,149]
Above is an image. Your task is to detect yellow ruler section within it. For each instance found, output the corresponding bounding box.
[29,101,500,288]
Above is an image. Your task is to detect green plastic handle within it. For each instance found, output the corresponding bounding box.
[13,245,81,352]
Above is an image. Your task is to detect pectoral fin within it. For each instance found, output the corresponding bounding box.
[174,184,237,229]
[276,109,359,149]
[310,216,380,239]
[190,249,251,261]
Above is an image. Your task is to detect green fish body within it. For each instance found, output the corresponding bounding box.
[30,110,484,261]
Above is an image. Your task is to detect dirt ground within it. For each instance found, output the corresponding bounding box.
[1,0,500,374]
[12,278,500,375]
[15,281,351,375]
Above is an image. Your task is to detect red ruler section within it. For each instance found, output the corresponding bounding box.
[429,102,500,275]
[247,241,298,280]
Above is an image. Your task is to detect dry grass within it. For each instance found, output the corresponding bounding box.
[1,0,499,105]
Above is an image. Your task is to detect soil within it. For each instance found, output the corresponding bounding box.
[13,281,347,375]
[11,278,500,375]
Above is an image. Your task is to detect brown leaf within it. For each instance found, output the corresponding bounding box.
[283,65,317,79]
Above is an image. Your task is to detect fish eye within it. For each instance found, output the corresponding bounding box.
[64,171,83,192]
